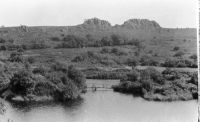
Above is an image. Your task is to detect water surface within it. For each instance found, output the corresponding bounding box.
[1,79,198,122]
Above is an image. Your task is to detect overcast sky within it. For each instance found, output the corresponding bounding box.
[0,0,198,28]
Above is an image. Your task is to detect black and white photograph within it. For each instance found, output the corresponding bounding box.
[0,0,198,122]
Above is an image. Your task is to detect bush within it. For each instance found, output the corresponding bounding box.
[111,34,124,45]
[0,61,86,101]
[189,54,197,62]
[34,81,54,96]
[111,48,127,56]
[50,62,68,73]
[100,48,110,54]
[45,71,79,101]
[30,41,49,49]
[173,46,180,51]
[10,69,35,96]
[141,79,153,91]
[113,81,144,95]
[143,67,165,85]
[162,59,196,68]
[68,65,86,90]
[0,44,22,51]
[188,72,198,85]
[100,36,112,46]
[51,37,60,41]
[8,52,24,63]
[26,56,36,64]
[0,45,6,51]
[126,69,140,82]
[140,55,159,66]
[60,35,86,48]
[162,68,180,80]
[32,66,47,76]
[71,55,85,62]
[126,57,139,67]
[173,51,184,57]
[0,38,6,43]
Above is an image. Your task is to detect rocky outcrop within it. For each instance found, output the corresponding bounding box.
[81,18,112,30]
[121,19,161,30]
[80,18,161,31]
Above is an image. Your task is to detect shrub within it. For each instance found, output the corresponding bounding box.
[176,60,187,67]
[126,57,139,67]
[33,66,47,76]
[0,38,6,43]
[173,46,180,51]
[0,44,22,51]
[113,81,144,95]
[188,72,198,85]
[162,59,177,67]
[8,39,14,43]
[140,56,159,66]
[0,45,6,51]
[100,48,110,54]
[45,71,79,101]
[100,36,112,46]
[30,41,49,49]
[50,62,68,73]
[71,55,85,62]
[8,52,24,63]
[87,51,96,58]
[141,79,153,91]
[173,51,185,57]
[26,56,36,64]
[162,68,180,80]
[68,65,86,90]
[61,35,86,48]
[111,48,127,56]
[111,34,124,45]
[10,69,35,96]
[34,81,54,96]
[189,54,197,62]
[51,37,60,41]
[144,67,164,85]
[162,59,197,68]
[126,69,140,82]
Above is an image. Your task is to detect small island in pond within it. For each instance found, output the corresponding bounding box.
[112,67,197,101]
[0,51,86,102]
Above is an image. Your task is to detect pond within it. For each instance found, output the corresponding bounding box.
[0,79,198,122]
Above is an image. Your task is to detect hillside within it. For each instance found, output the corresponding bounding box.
[0,18,197,68]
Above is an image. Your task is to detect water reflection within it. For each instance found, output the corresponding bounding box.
[10,97,84,113]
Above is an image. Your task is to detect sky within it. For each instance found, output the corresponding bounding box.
[0,0,198,28]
